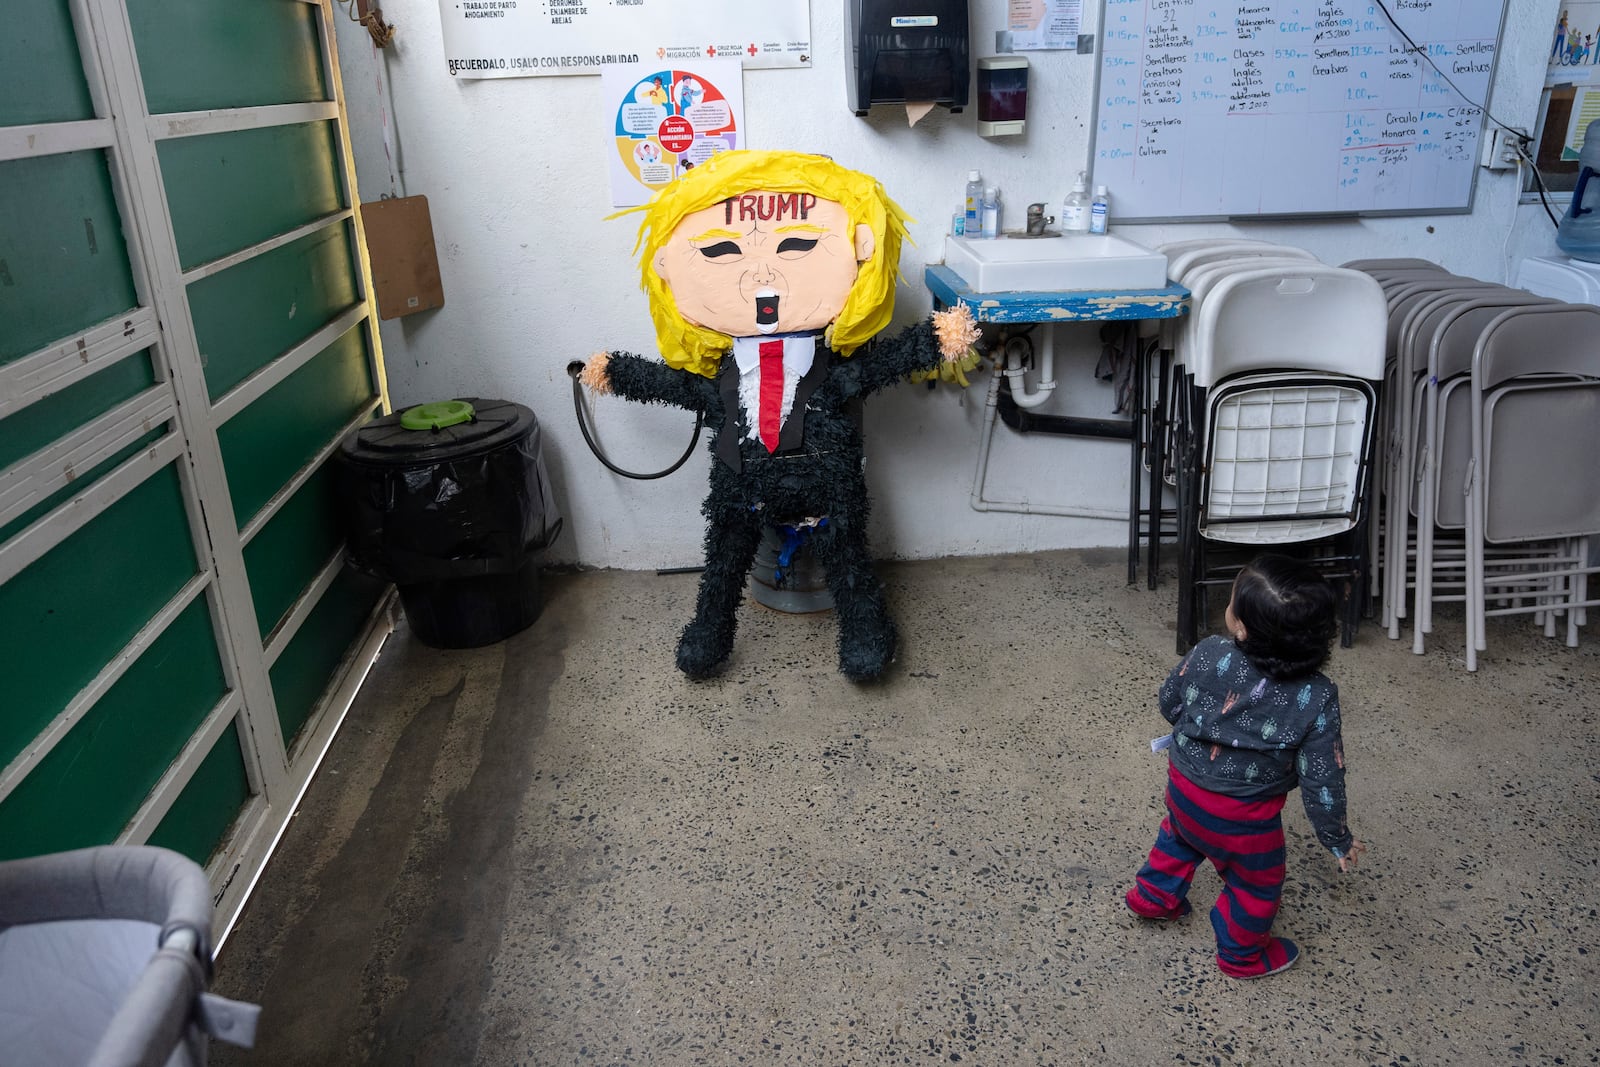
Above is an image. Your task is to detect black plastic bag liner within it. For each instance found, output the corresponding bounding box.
[336,398,563,647]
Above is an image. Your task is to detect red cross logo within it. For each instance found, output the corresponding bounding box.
[747,43,758,56]
[706,45,716,56]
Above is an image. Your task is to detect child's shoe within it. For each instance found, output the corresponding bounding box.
[1124,887,1192,921]
[1217,937,1299,979]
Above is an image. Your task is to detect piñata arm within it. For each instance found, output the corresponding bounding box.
[581,350,717,412]
[838,303,981,398]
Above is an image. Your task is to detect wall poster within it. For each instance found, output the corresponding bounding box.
[1533,2,1600,191]
[602,59,745,208]
[438,0,810,79]
[1005,0,1083,51]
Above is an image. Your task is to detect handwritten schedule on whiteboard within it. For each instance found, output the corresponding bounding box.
[1094,0,1508,220]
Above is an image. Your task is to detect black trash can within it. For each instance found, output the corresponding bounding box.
[336,398,563,648]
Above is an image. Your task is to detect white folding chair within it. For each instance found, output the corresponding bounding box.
[1158,237,1274,259]
[1161,255,1327,489]
[1168,241,1318,281]
[1171,265,1386,650]
[1144,241,1321,590]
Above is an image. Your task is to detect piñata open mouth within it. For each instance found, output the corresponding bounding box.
[755,288,780,333]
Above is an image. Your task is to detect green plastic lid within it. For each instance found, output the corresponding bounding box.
[400,400,475,431]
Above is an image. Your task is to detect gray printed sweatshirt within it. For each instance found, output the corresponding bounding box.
[1160,635,1354,857]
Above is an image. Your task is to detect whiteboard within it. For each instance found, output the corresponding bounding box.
[1093,0,1510,221]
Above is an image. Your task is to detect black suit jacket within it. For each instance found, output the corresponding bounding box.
[713,345,832,473]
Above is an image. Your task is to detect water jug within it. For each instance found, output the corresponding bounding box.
[1557,117,1600,263]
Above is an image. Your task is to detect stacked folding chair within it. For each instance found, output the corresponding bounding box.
[1135,240,1323,593]
[1161,252,1386,652]
[1461,304,1600,670]
[1363,268,1538,642]
[1345,261,1600,669]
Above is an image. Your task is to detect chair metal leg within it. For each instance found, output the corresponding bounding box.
[1148,348,1171,590]
[1128,329,1146,586]
[1174,381,1201,654]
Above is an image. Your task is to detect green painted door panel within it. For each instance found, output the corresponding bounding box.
[271,566,386,748]
[0,151,138,363]
[243,461,345,640]
[0,352,156,470]
[0,597,227,862]
[0,0,94,126]
[158,122,345,271]
[188,222,359,403]
[0,431,168,546]
[0,0,389,872]
[0,350,161,542]
[0,464,201,768]
[146,721,250,866]
[216,325,375,529]
[128,0,327,114]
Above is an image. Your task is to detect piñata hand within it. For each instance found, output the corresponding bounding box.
[579,351,613,395]
[931,301,981,362]
[911,302,984,387]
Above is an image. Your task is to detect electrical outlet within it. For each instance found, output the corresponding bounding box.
[1480,127,1529,171]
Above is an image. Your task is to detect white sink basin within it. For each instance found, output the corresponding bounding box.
[942,233,1169,293]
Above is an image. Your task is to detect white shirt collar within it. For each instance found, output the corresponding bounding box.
[731,332,819,376]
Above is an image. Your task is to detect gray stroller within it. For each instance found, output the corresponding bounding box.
[0,846,259,1066]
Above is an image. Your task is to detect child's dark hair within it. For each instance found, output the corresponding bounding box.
[1230,554,1339,680]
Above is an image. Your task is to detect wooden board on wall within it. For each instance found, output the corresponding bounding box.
[360,194,444,319]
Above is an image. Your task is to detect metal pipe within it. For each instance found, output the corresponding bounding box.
[996,388,1134,439]
[1003,325,1057,408]
[967,369,1131,522]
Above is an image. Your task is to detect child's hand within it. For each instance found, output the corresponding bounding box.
[1337,839,1367,872]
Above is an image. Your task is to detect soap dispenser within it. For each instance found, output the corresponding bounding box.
[1062,171,1090,235]
[1089,185,1110,235]
[980,186,1001,239]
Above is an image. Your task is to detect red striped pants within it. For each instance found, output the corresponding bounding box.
[1131,762,1289,974]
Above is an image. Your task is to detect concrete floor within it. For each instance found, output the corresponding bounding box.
[212,549,1599,1066]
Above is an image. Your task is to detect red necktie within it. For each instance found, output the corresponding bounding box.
[758,339,784,453]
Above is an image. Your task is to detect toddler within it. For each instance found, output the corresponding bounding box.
[1126,554,1365,978]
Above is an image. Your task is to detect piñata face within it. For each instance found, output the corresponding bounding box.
[652,190,874,338]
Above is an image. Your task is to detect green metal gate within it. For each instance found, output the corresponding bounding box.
[0,0,389,933]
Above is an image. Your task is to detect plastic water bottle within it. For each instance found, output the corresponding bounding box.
[964,171,984,235]
[1062,170,1090,235]
[981,186,1001,239]
[1558,118,1600,263]
[1089,184,1110,235]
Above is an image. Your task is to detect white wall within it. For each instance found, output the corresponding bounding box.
[334,0,1564,570]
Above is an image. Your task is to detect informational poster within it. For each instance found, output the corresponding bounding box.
[603,60,744,207]
[1534,3,1600,183]
[1563,86,1600,160]
[1548,2,1600,85]
[1006,0,1082,51]
[439,0,810,79]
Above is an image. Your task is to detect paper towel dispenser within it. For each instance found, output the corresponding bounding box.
[846,0,970,117]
